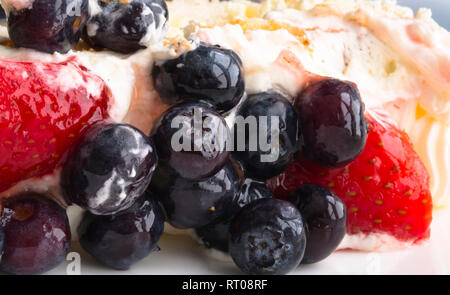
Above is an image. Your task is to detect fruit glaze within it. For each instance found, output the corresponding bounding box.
[0,0,447,275]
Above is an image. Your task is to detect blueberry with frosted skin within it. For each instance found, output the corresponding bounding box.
[78,194,164,270]
[0,194,71,275]
[61,124,158,215]
[7,0,89,53]
[83,0,169,53]
[229,198,306,275]
[150,102,230,181]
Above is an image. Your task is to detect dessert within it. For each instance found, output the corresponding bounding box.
[0,0,447,275]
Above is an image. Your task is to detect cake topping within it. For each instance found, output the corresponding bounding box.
[6,0,89,53]
[0,57,111,194]
[78,195,164,270]
[61,123,158,215]
[288,183,347,264]
[0,194,71,275]
[296,78,369,167]
[267,112,433,243]
[152,43,245,113]
[151,102,230,181]
[83,0,169,53]
[228,198,307,275]
[232,91,301,181]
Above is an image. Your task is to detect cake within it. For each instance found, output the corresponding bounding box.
[0,0,447,275]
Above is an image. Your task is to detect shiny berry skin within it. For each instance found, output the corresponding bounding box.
[0,194,71,275]
[295,78,368,167]
[229,198,306,275]
[151,102,230,181]
[78,195,164,270]
[83,0,168,54]
[0,58,111,194]
[153,43,245,112]
[62,124,158,215]
[149,161,240,229]
[7,0,89,53]
[288,183,346,264]
[232,91,301,181]
[196,179,273,252]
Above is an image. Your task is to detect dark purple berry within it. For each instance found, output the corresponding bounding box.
[295,78,368,166]
[149,161,240,229]
[78,195,164,270]
[196,179,273,252]
[229,198,306,275]
[151,102,230,181]
[7,0,89,53]
[83,0,169,53]
[288,183,346,264]
[62,124,158,215]
[0,194,71,275]
[153,43,245,112]
[232,91,301,180]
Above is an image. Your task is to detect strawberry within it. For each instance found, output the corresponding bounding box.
[267,112,432,243]
[0,57,111,193]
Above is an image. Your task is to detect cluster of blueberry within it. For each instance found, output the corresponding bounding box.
[4,0,169,54]
[0,0,371,275]
[149,43,368,274]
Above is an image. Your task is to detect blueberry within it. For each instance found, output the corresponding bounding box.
[153,43,245,112]
[62,124,158,215]
[83,0,168,53]
[295,79,368,166]
[151,102,230,181]
[149,161,240,229]
[288,183,346,264]
[0,194,71,275]
[196,179,273,252]
[229,198,306,275]
[232,91,301,181]
[78,195,164,270]
[7,0,89,53]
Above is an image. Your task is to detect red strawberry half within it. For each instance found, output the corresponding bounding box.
[267,111,432,245]
[0,57,111,194]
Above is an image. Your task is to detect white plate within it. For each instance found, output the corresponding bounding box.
[46,207,450,275]
[44,0,450,275]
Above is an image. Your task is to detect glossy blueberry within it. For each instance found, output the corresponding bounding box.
[83,0,168,53]
[149,161,240,229]
[296,78,368,166]
[288,183,347,264]
[0,194,71,275]
[62,124,158,215]
[229,198,306,275]
[232,91,301,181]
[78,195,164,270]
[196,179,273,252]
[7,0,89,53]
[151,102,230,181]
[153,43,245,112]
